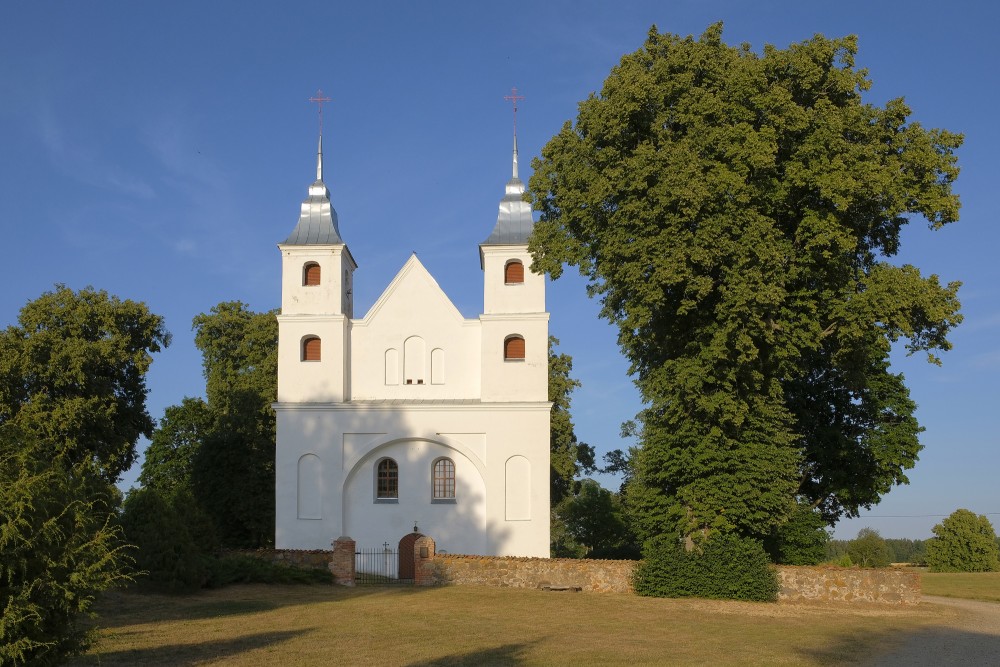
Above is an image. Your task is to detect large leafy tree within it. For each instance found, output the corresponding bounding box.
[138,397,212,493]
[528,25,962,542]
[926,509,1000,572]
[548,336,596,504]
[0,285,170,483]
[142,302,278,549]
[0,286,165,664]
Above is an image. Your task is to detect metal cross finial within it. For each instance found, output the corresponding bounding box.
[504,86,525,135]
[308,88,332,134]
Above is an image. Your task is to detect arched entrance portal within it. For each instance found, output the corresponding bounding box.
[398,531,424,581]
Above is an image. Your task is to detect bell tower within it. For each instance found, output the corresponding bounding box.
[479,88,548,402]
[276,117,357,404]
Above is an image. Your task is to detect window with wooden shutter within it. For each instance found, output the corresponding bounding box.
[304,263,321,286]
[302,337,321,361]
[504,260,524,284]
[504,336,525,361]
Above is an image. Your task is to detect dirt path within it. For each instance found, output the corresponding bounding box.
[867,596,1000,666]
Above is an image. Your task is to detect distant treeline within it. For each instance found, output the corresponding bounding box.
[827,538,927,565]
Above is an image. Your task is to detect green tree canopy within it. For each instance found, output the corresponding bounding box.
[548,336,596,504]
[528,24,962,542]
[555,479,631,555]
[0,286,170,483]
[846,527,892,568]
[144,302,278,549]
[926,509,1000,573]
[138,397,211,493]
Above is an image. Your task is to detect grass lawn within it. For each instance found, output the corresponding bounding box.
[922,571,1000,602]
[71,584,957,666]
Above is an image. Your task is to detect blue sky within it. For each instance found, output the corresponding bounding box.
[1,1,996,540]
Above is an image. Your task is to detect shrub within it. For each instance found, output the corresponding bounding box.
[634,533,778,602]
[1,442,132,666]
[846,528,892,568]
[204,555,330,587]
[926,509,1000,572]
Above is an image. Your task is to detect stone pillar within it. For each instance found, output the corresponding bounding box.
[330,536,356,586]
[413,535,437,587]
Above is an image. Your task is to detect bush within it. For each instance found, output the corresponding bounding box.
[846,528,892,568]
[204,555,331,587]
[634,533,778,602]
[926,509,1000,572]
[764,502,829,565]
[1,442,132,666]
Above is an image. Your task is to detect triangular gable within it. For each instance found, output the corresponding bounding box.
[359,254,469,326]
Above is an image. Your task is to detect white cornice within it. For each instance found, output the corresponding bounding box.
[272,401,553,413]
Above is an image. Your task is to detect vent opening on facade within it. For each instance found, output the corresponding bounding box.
[504,260,524,284]
[304,262,321,286]
[504,335,525,361]
[302,336,321,361]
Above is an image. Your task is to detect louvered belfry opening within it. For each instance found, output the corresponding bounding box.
[304,262,321,286]
[303,336,322,361]
[504,336,525,360]
[504,260,524,284]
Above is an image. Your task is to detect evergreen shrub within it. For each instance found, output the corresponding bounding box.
[634,533,778,602]
[204,555,331,587]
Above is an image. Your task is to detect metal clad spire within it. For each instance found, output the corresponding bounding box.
[504,87,525,180]
[308,89,331,182]
[283,89,344,245]
[483,87,534,246]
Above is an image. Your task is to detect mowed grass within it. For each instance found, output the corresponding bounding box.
[71,584,957,666]
[922,571,1000,602]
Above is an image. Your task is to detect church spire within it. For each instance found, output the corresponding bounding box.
[282,90,344,245]
[482,87,534,247]
[316,134,324,182]
[505,87,525,181]
[308,89,331,184]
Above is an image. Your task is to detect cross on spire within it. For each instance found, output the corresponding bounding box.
[308,88,332,135]
[504,86,525,137]
[504,87,525,180]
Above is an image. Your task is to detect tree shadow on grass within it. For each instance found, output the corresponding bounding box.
[70,629,310,667]
[405,642,533,666]
[797,626,1000,666]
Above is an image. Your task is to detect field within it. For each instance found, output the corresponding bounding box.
[71,583,960,666]
[921,571,1000,602]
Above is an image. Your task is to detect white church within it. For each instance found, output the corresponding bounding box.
[272,122,551,557]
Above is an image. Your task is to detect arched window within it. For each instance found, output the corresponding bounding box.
[303,262,321,286]
[504,260,524,284]
[504,335,525,361]
[432,458,455,500]
[302,336,321,361]
[376,458,398,499]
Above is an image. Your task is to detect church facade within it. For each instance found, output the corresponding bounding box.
[273,131,551,557]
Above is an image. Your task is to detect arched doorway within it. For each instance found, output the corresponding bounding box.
[398,531,424,581]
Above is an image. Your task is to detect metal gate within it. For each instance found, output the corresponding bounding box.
[355,544,411,585]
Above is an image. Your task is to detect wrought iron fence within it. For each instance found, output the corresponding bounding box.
[355,544,411,585]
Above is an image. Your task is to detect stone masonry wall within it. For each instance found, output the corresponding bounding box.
[416,553,920,604]
[776,566,920,605]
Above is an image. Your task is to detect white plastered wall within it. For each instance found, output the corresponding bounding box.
[274,403,550,556]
